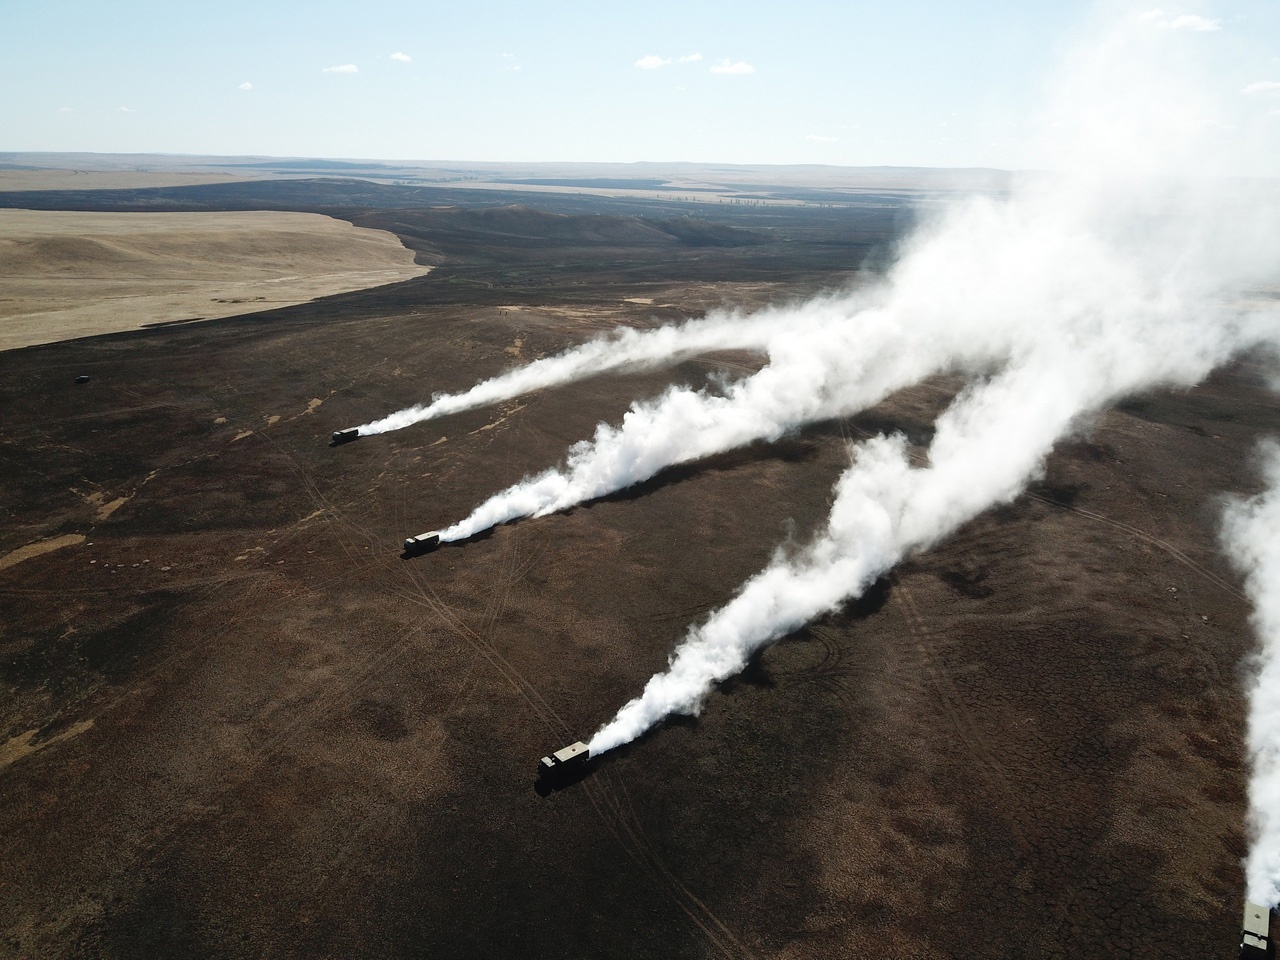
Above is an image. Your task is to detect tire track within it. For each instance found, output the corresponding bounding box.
[1027,493,1244,601]
[58,375,752,958]
[379,426,752,958]
[894,575,1037,854]
[843,415,1244,603]
[385,571,751,958]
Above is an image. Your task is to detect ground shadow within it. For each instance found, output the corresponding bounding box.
[399,527,494,560]
[1026,479,1085,509]
[589,436,821,508]
[719,655,778,697]
[844,574,894,620]
[534,756,601,797]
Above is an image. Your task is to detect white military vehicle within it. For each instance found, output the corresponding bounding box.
[538,742,591,783]
[403,531,441,554]
[1242,901,1274,960]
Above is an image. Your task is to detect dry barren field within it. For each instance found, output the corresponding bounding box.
[0,209,429,351]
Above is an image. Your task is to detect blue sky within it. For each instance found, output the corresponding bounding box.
[3,0,1278,172]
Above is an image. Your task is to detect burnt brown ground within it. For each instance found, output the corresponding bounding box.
[0,184,1277,960]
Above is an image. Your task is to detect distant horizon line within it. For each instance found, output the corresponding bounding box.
[0,150,1021,175]
[7,152,1275,186]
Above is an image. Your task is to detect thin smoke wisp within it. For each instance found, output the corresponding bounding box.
[355,305,830,436]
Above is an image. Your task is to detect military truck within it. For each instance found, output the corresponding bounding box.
[403,531,442,554]
[538,742,591,783]
[331,428,359,445]
[1242,901,1274,960]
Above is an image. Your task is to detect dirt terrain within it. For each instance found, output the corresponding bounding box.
[0,210,429,351]
[0,180,1275,959]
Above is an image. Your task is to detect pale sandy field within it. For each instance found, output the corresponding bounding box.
[0,170,273,192]
[0,209,431,351]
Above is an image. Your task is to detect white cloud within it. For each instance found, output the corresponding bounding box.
[678,53,702,63]
[118,106,134,113]
[1139,9,1221,31]
[806,134,837,143]
[1242,81,1280,96]
[635,55,671,70]
[710,58,755,75]
[502,52,522,72]
[1169,14,1220,30]
[391,51,411,62]
[238,81,252,91]
[323,63,359,74]
[58,106,72,113]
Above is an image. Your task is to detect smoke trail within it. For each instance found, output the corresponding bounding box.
[1223,442,1280,907]
[589,310,1277,753]
[575,3,1280,752]
[435,297,992,542]
[438,170,1278,544]
[356,305,832,436]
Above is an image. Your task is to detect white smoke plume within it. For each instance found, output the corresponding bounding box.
[438,174,1279,544]
[578,5,1280,753]
[589,308,1274,752]
[1223,443,1280,907]
[435,294,991,542]
[366,24,1280,908]
[355,306,828,436]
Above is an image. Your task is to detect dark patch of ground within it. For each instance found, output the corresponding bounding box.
[0,181,1277,960]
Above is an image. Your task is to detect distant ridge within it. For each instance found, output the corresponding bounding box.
[213,159,396,171]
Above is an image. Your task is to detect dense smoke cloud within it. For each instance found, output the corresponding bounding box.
[438,175,1278,545]
[435,292,990,541]
[589,304,1275,752]
[1223,444,1280,907]
[357,5,1280,894]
